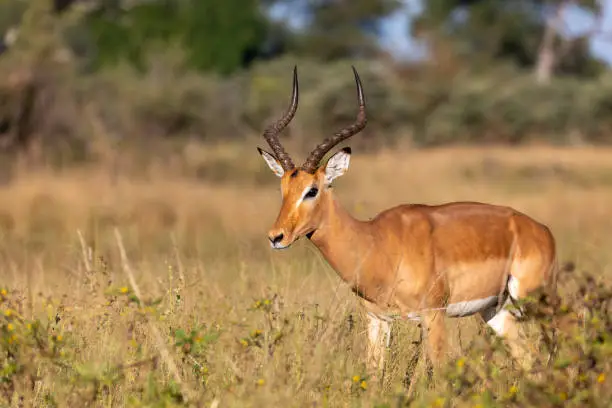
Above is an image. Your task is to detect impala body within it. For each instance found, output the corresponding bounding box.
[257,67,558,374]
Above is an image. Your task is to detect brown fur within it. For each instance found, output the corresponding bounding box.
[263,163,557,373]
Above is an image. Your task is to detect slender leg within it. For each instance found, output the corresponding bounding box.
[480,279,533,367]
[366,312,392,376]
[481,301,529,364]
[404,323,425,396]
[422,310,447,369]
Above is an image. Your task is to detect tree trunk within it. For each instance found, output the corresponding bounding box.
[535,1,568,85]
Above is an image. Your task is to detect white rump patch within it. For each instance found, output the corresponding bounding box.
[508,275,520,299]
[506,275,523,317]
[446,296,499,318]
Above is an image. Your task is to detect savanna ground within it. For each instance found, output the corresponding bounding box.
[0,144,611,407]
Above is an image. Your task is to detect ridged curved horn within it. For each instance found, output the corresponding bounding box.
[302,66,366,173]
[261,66,298,171]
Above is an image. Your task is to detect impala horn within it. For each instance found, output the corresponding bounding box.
[261,66,299,171]
[301,66,367,174]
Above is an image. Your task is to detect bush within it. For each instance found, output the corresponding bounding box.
[3,39,612,173]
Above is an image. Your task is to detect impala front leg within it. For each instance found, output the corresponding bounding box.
[422,310,447,369]
[366,312,392,377]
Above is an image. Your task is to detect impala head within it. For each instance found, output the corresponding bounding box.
[257,66,367,249]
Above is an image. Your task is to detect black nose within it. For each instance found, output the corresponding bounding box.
[269,233,284,245]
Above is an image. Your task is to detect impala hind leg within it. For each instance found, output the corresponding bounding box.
[365,312,392,377]
[480,276,536,367]
[480,300,526,364]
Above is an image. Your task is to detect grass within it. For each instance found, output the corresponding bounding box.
[0,145,610,407]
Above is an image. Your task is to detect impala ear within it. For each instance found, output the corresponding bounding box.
[323,147,351,185]
[258,147,284,178]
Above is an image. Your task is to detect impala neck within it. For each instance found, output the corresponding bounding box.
[308,191,375,285]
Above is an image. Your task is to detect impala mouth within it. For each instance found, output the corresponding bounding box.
[270,241,291,250]
[269,230,315,250]
[269,234,294,250]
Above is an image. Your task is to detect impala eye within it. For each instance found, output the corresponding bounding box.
[304,187,318,199]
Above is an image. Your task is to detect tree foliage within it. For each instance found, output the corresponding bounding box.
[412,0,606,77]
[83,0,270,75]
[293,0,401,60]
[77,0,402,71]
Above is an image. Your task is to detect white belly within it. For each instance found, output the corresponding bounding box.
[445,296,499,318]
[368,295,501,322]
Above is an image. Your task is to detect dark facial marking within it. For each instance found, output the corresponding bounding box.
[290,169,299,178]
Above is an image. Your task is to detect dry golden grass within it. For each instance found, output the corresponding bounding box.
[0,145,610,407]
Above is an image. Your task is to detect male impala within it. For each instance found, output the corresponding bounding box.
[257,66,558,374]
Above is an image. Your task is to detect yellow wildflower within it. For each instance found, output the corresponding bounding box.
[509,385,518,394]
[7,334,16,344]
[251,329,262,337]
[239,339,248,347]
[598,373,605,384]
[456,358,465,368]
[0,289,7,296]
[352,375,360,383]
[559,392,567,401]
[256,378,265,386]
[4,309,12,317]
[360,380,367,390]
[120,287,129,294]
[433,397,446,407]
[6,323,13,332]
[263,299,271,305]
[26,323,32,331]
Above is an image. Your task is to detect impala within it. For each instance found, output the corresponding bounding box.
[257,66,559,375]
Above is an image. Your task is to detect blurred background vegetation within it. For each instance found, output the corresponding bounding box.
[0,3,611,406]
[0,0,611,175]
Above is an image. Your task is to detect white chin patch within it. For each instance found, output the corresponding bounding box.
[270,241,289,250]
